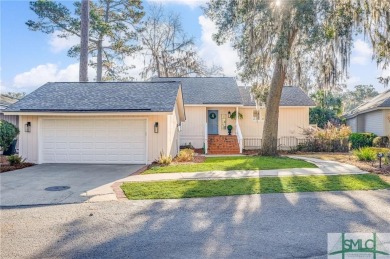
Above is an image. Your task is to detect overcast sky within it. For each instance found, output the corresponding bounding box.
[1,0,389,94]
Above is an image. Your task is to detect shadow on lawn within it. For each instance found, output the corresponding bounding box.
[26,175,390,259]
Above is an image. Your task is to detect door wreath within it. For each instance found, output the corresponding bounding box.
[209,112,217,119]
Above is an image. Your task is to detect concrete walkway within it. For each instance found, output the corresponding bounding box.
[121,156,368,183]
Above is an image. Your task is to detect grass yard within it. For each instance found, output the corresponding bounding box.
[143,156,316,174]
[121,174,390,200]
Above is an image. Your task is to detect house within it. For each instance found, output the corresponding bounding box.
[152,77,315,153]
[1,94,19,126]
[344,89,390,136]
[4,78,314,164]
[4,82,185,164]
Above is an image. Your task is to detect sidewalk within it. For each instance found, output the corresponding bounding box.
[120,156,368,183]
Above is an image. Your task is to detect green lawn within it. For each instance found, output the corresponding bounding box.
[121,174,390,200]
[143,156,316,174]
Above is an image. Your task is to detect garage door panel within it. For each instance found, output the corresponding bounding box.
[40,119,146,164]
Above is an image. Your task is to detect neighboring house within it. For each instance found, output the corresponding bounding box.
[152,77,315,153]
[4,82,185,164]
[0,94,19,126]
[344,89,390,136]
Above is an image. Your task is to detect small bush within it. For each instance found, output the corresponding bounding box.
[7,155,25,166]
[156,151,172,166]
[300,123,351,152]
[176,148,195,162]
[353,147,377,162]
[0,120,19,151]
[373,136,389,147]
[349,132,377,149]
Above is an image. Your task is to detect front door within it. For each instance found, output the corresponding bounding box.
[208,110,218,135]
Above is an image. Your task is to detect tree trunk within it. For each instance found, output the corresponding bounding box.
[79,0,89,82]
[96,39,103,81]
[261,58,287,156]
[261,27,297,156]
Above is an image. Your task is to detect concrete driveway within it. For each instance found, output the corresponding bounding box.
[0,164,143,206]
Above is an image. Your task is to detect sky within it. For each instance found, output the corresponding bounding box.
[0,0,389,94]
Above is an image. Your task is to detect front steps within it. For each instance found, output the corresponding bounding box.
[207,135,240,155]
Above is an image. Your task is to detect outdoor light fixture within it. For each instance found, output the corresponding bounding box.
[228,111,231,118]
[154,122,159,133]
[25,122,31,132]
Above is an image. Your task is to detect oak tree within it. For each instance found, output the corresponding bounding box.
[205,0,390,155]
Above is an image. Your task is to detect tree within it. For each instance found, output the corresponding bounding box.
[140,5,222,79]
[342,85,379,112]
[205,0,390,155]
[27,0,144,81]
[311,90,343,115]
[2,92,26,99]
[309,107,341,128]
[79,0,89,82]
[0,120,19,151]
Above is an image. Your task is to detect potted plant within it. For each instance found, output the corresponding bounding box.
[227,125,233,135]
[230,111,243,120]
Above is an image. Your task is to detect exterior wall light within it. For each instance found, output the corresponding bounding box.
[25,122,31,132]
[228,111,231,118]
[154,122,159,133]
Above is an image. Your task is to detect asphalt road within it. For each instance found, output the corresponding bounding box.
[1,190,390,259]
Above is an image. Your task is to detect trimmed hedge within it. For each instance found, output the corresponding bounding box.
[349,132,377,149]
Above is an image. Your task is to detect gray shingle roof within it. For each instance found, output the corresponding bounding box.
[5,82,181,112]
[152,77,242,104]
[344,89,390,118]
[239,86,316,106]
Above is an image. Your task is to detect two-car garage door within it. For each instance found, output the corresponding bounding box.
[40,118,147,164]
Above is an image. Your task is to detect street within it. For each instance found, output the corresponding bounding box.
[1,190,390,259]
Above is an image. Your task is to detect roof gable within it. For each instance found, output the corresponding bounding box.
[344,89,390,118]
[5,82,182,113]
[152,77,242,105]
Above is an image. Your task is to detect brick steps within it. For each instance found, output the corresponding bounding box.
[207,135,240,155]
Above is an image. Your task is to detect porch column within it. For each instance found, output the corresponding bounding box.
[236,107,238,127]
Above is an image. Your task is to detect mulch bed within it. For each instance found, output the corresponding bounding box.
[1,163,35,173]
[0,155,35,173]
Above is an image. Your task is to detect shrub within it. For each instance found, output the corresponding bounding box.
[156,151,172,166]
[0,120,19,151]
[353,147,377,162]
[7,155,25,166]
[176,148,194,162]
[349,133,377,149]
[300,123,351,152]
[373,136,389,147]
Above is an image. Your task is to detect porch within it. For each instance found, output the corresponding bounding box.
[204,106,243,154]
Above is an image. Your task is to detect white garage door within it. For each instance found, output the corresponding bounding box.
[40,118,146,164]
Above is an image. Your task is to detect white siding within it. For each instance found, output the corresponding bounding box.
[240,107,309,138]
[364,110,385,136]
[180,106,206,148]
[0,113,18,126]
[166,101,180,157]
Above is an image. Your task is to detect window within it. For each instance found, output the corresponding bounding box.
[260,109,266,120]
[252,110,260,121]
[221,114,227,129]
